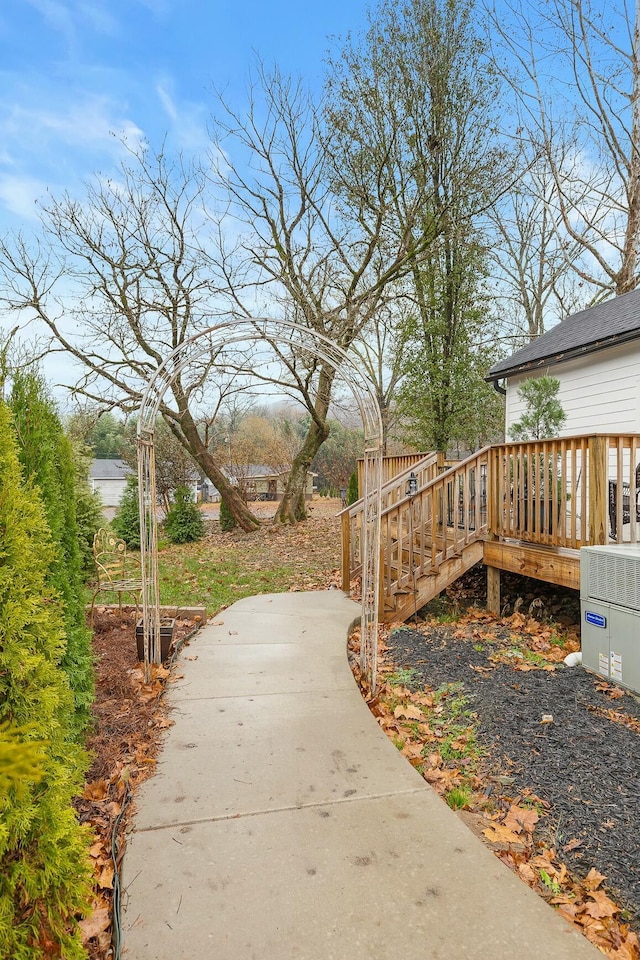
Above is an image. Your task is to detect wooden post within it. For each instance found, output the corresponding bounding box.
[588,436,608,545]
[341,511,351,592]
[487,564,501,616]
[378,545,385,620]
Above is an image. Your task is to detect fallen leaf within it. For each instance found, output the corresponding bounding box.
[517,862,537,883]
[482,823,523,846]
[504,803,539,835]
[97,863,114,890]
[79,906,111,941]
[393,704,423,721]
[584,890,620,919]
[83,780,109,801]
[562,837,583,853]
[584,867,607,891]
[401,741,424,760]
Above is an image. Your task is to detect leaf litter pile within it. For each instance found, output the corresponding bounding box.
[353,580,640,960]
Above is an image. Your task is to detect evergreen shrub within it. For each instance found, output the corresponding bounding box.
[164,485,206,544]
[69,437,105,579]
[112,474,141,549]
[347,471,359,505]
[0,403,91,959]
[10,372,94,737]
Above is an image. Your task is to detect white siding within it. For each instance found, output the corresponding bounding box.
[91,478,128,507]
[505,341,640,439]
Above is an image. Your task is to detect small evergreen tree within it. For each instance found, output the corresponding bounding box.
[66,434,105,578]
[10,371,94,737]
[347,471,359,505]
[219,497,237,532]
[164,485,206,544]
[112,474,141,549]
[0,402,91,959]
[509,376,567,441]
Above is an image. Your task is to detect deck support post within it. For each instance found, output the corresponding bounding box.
[341,511,351,592]
[378,545,385,620]
[487,564,501,616]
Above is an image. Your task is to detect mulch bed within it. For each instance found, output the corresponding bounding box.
[387,619,640,928]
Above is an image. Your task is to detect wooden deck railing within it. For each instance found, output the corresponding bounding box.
[357,452,439,494]
[342,448,489,605]
[342,434,640,617]
[490,434,640,547]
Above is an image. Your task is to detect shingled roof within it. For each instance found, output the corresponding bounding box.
[487,287,640,381]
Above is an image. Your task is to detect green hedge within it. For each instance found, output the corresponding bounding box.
[10,372,94,737]
[0,402,91,959]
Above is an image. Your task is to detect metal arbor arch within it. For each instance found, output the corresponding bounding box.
[136,318,383,689]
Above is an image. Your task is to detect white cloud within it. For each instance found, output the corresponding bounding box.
[23,0,118,39]
[155,77,210,154]
[0,174,49,220]
[0,91,145,159]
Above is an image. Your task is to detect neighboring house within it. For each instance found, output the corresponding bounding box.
[487,288,640,439]
[199,466,315,503]
[237,465,315,501]
[89,458,132,507]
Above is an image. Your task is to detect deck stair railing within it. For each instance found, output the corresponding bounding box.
[342,451,442,586]
[343,448,489,620]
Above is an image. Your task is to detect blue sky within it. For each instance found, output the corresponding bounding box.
[0,0,371,229]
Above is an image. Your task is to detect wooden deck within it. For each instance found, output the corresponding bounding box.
[343,434,640,622]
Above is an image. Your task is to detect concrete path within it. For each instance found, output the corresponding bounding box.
[121,591,600,960]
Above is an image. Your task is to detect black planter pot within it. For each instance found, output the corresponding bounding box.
[135,617,176,662]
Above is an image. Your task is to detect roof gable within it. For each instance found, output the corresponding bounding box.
[488,288,640,380]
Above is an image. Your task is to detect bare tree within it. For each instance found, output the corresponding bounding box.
[353,304,410,454]
[208,64,426,522]
[488,0,640,297]
[489,147,585,344]
[0,147,261,530]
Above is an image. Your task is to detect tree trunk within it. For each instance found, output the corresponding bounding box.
[166,409,260,532]
[274,367,333,524]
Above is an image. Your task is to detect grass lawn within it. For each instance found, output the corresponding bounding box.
[156,501,342,614]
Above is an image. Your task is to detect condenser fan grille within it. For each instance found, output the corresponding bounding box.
[588,552,640,612]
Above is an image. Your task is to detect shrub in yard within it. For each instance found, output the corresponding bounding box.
[164,485,206,544]
[0,402,91,960]
[69,436,105,579]
[347,471,359,505]
[10,371,94,737]
[112,474,141,549]
[219,497,237,532]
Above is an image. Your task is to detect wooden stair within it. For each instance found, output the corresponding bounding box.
[343,448,490,623]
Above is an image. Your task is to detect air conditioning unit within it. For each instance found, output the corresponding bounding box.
[580,544,640,694]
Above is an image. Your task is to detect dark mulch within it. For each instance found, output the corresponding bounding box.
[388,622,640,926]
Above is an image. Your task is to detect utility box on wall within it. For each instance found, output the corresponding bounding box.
[580,545,640,694]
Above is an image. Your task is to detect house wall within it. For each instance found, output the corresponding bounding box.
[91,478,128,508]
[505,340,640,439]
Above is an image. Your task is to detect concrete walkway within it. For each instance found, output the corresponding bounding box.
[121,591,600,960]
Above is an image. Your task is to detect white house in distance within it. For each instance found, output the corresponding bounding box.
[89,459,131,507]
[487,288,640,438]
